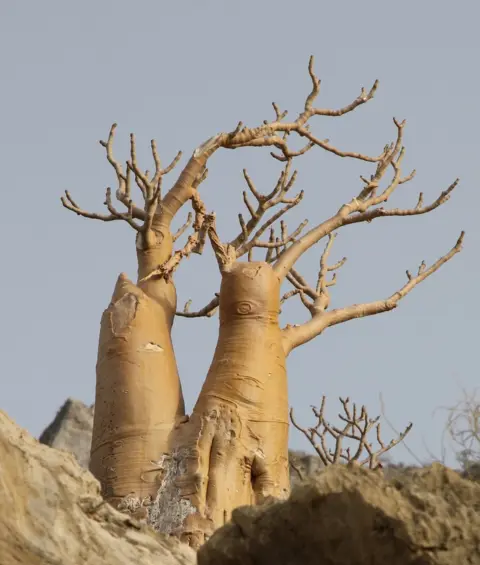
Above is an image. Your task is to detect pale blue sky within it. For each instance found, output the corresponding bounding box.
[1,1,478,466]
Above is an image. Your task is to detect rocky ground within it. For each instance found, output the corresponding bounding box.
[0,408,196,565]
[0,399,478,564]
[199,462,480,565]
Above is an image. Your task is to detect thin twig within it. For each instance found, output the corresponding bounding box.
[290,396,412,470]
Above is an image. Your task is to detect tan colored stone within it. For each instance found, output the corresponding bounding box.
[0,410,195,565]
[198,463,480,565]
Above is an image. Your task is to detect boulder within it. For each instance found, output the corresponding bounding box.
[198,463,480,565]
[0,410,196,565]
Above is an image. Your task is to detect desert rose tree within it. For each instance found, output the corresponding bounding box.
[62,57,464,547]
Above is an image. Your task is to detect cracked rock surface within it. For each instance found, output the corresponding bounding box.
[0,409,196,565]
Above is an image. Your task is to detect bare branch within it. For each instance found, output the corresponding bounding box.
[61,190,119,222]
[280,288,301,305]
[160,135,221,227]
[104,187,142,231]
[176,295,220,318]
[207,214,237,273]
[270,139,315,162]
[173,213,193,242]
[230,131,384,164]
[440,388,480,461]
[379,393,426,466]
[283,232,464,353]
[239,217,308,259]
[272,102,288,122]
[99,124,143,216]
[62,123,182,241]
[290,396,412,470]
[286,233,346,316]
[63,57,383,273]
[278,233,347,323]
[214,56,381,164]
[288,457,305,482]
[229,162,304,254]
[273,118,460,281]
[139,189,211,283]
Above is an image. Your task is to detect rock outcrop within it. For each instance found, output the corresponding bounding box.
[0,409,196,565]
[198,463,480,565]
[39,397,94,468]
[4,400,480,564]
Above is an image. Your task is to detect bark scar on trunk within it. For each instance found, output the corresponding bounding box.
[137,342,164,353]
[110,293,139,335]
[241,265,263,279]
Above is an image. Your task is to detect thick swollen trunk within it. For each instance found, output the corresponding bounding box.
[90,228,185,509]
[149,262,289,548]
[88,143,218,510]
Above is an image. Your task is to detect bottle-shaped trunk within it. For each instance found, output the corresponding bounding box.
[151,262,289,547]
[90,271,185,508]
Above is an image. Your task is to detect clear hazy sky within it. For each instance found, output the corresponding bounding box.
[1,1,478,467]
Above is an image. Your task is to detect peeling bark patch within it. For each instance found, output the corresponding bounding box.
[110,293,139,335]
[242,265,262,279]
[148,450,197,535]
[194,133,222,157]
[138,342,164,353]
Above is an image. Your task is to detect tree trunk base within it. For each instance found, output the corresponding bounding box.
[147,403,290,549]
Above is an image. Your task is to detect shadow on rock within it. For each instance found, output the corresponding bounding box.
[198,463,480,565]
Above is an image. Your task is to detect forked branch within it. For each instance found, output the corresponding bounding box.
[176,295,220,318]
[208,209,309,276]
[61,123,183,236]
[139,176,212,282]
[176,164,308,314]
[62,57,389,286]
[283,231,464,353]
[154,55,382,236]
[216,56,382,164]
[273,118,461,281]
[229,161,305,255]
[281,233,347,313]
[290,396,412,470]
